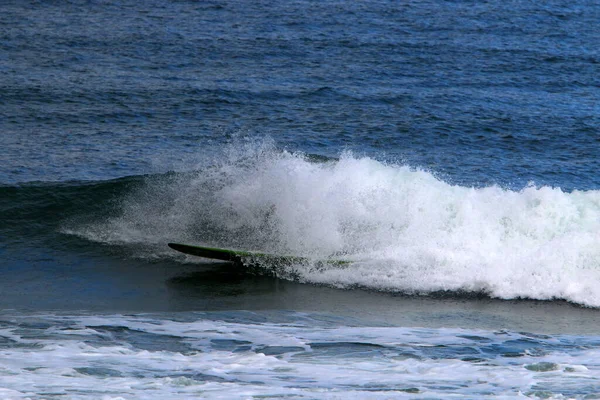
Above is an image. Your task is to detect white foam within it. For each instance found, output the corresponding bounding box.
[1,314,600,399]
[67,140,600,306]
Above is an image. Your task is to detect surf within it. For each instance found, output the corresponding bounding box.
[61,142,600,307]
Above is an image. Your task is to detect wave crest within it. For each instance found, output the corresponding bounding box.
[67,141,600,306]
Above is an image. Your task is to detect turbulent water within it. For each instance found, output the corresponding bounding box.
[2,0,600,398]
[2,312,600,399]
[62,146,600,307]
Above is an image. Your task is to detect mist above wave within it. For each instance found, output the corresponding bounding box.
[67,140,600,306]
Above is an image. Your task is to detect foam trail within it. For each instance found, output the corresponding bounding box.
[69,140,600,306]
[3,313,600,398]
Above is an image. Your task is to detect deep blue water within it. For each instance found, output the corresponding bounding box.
[2,0,600,397]
[2,0,599,187]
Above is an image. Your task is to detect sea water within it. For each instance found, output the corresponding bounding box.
[2,0,600,398]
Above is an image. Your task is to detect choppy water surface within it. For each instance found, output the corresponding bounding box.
[2,0,599,188]
[1,312,600,399]
[2,0,600,398]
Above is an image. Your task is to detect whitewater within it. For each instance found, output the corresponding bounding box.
[4,0,600,397]
[66,142,600,308]
[1,311,599,399]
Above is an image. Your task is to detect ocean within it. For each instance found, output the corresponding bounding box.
[1,0,600,398]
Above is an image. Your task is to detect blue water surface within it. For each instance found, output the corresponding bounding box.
[2,2,600,397]
[1,0,599,188]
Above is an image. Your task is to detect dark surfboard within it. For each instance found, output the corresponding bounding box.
[168,242,349,267]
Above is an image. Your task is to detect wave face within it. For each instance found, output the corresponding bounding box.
[60,141,600,307]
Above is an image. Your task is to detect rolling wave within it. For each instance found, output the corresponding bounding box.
[8,142,600,306]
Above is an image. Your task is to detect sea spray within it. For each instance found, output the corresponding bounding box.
[67,142,600,306]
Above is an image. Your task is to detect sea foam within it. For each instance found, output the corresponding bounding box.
[70,141,600,307]
[1,312,600,398]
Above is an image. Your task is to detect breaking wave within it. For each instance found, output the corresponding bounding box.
[64,140,600,307]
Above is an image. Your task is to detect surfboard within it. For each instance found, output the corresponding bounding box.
[168,242,349,268]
